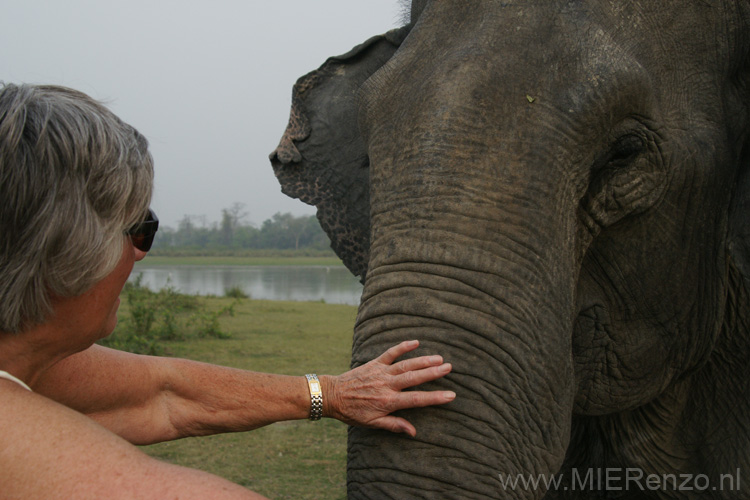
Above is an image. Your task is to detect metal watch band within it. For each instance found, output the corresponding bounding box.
[305,373,323,421]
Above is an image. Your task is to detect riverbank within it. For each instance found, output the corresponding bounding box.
[137,255,346,267]
[140,297,356,499]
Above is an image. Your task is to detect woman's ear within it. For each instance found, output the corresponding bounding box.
[270,26,410,282]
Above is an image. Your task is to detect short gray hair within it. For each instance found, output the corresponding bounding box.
[0,83,154,333]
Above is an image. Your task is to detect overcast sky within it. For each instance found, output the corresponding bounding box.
[1,0,405,228]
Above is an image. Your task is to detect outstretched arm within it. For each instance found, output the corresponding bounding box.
[33,341,454,444]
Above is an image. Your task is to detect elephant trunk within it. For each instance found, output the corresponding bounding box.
[348,166,579,498]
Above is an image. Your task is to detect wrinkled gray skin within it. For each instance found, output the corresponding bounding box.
[270,1,750,498]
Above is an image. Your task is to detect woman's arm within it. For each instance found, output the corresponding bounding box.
[32,341,454,444]
[0,382,270,500]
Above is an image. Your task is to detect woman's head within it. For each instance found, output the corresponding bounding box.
[0,83,154,333]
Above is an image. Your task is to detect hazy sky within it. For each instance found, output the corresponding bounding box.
[1,1,405,228]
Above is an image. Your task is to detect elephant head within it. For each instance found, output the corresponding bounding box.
[271,1,750,498]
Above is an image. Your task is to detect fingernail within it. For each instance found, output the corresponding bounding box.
[430,355,443,364]
[444,391,456,400]
[439,363,451,372]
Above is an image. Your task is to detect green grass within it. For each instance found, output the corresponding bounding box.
[139,296,357,500]
[136,255,346,267]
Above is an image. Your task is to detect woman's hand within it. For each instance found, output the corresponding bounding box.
[321,340,455,437]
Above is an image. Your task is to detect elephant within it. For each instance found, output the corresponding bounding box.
[269,1,750,498]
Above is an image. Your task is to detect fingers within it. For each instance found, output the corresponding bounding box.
[391,354,444,375]
[392,389,456,412]
[391,362,452,391]
[377,340,420,365]
[370,391,457,437]
[373,416,417,437]
[376,340,454,390]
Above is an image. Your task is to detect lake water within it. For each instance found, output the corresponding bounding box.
[129,264,364,306]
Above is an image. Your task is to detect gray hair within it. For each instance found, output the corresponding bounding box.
[0,83,154,333]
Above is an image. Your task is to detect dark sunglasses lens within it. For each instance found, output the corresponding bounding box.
[130,234,154,252]
[128,209,159,252]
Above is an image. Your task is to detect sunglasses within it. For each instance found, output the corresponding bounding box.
[127,208,159,252]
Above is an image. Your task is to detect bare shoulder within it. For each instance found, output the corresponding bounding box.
[0,381,268,500]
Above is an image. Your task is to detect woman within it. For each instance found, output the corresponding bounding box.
[0,83,455,499]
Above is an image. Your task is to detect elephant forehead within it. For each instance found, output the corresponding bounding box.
[364,0,738,123]
[363,6,655,146]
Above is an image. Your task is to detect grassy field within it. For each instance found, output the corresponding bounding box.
[138,296,358,499]
[137,255,345,267]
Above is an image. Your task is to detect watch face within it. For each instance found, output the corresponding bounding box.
[310,381,320,393]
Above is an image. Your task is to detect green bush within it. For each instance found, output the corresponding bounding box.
[100,276,232,354]
[192,301,236,339]
[224,286,249,299]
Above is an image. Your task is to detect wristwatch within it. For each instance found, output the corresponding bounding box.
[305,374,323,421]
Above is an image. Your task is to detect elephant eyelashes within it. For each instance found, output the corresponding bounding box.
[588,134,648,182]
[604,135,646,167]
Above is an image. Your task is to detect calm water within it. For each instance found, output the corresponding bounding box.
[129,264,364,305]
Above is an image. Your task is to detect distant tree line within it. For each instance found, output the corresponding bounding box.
[151,203,332,255]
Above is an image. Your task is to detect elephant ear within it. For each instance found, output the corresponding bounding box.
[270,26,410,282]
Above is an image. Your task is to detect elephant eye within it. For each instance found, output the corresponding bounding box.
[606,135,646,166]
[580,131,664,229]
[589,134,647,184]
